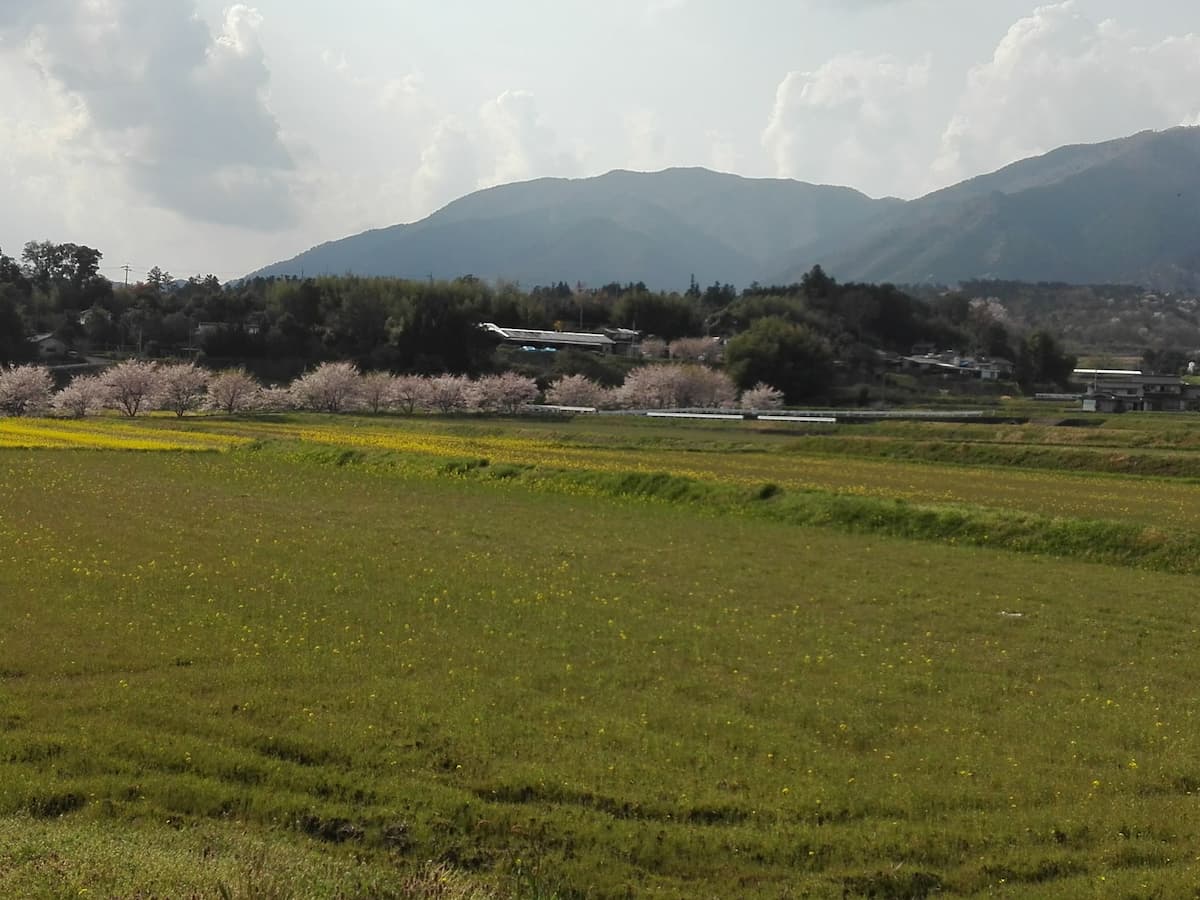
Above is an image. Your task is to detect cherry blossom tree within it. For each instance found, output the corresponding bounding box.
[393,375,429,415]
[101,360,159,417]
[740,382,785,410]
[157,363,210,417]
[290,362,362,413]
[0,364,54,416]
[207,368,261,415]
[545,374,608,408]
[469,373,539,413]
[425,374,470,413]
[618,365,679,409]
[257,385,296,412]
[672,365,737,408]
[668,337,720,363]
[360,372,399,414]
[53,375,106,418]
[618,364,736,409]
[640,337,667,359]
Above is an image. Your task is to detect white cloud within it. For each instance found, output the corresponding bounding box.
[707,131,740,175]
[762,52,932,196]
[0,1,297,228]
[411,118,480,214]
[478,89,578,188]
[625,108,670,171]
[934,1,1200,185]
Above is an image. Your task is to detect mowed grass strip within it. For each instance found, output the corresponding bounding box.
[122,413,1200,533]
[4,450,1200,897]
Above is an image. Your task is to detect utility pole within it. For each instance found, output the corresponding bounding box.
[121,265,132,286]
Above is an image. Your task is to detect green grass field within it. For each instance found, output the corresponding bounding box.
[5,412,1200,898]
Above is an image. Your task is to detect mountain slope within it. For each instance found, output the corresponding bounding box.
[783,127,1200,290]
[253,127,1200,292]
[251,169,892,289]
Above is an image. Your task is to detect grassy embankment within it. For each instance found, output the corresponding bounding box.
[4,412,1200,897]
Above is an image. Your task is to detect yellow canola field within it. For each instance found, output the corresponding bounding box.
[0,418,249,452]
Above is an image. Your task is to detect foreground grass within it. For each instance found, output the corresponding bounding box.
[0,815,487,900]
[5,445,1200,896]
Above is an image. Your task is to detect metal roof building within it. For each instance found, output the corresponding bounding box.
[483,323,616,353]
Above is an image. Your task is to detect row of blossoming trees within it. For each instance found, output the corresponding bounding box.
[0,361,785,418]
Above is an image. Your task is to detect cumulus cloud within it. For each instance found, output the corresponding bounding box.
[411,118,480,214]
[478,89,577,188]
[934,1,1200,184]
[0,0,296,228]
[762,52,932,196]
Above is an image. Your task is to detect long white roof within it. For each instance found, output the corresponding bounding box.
[483,323,614,346]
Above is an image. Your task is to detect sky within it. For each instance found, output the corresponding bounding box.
[0,0,1197,282]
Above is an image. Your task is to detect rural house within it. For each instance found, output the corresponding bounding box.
[1075,369,1195,412]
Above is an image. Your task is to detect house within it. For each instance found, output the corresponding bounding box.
[28,333,69,361]
[977,358,1015,381]
[900,351,971,375]
[482,323,616,354]
[1074,369,1191,412]
[898,351,1015,381]
[601,327,642,357]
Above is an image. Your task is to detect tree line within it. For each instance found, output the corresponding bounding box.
[0,360,785,419]
[0,240,1078,397]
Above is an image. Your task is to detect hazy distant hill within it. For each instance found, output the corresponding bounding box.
[252,127,1200,292]
[251,169,894,289]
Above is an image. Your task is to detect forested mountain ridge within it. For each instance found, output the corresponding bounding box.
[798,127,1200,291]
[252,127,1200,293]
[251,169,896,288]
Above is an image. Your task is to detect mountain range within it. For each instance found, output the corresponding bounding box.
[251,127,1200,293]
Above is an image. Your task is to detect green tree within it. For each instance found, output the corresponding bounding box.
[724,317,833,403]
[613,291,700,341]
[1017,330,1076,390]
[0,289,31,364]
